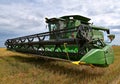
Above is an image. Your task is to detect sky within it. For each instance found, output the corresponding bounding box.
[0,0,120,47]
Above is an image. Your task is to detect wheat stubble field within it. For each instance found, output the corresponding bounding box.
[0,46,120,84]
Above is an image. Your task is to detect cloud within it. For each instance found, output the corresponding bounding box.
[59,0,120,27]
[108,25,120,34]
[111,29,120,32]
[111,33,120,45]
[0,0,120,47]
[0,3,47,34]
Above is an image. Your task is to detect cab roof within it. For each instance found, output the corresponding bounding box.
[45,15,91,23]
[60,15,91,22]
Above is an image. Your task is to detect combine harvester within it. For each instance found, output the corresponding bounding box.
[5,15,115,67]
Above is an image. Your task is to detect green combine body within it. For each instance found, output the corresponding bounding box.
[5,15,115,67]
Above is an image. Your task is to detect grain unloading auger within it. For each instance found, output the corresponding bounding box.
[5,15,115,67]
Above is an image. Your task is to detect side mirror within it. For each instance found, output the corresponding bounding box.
[107,34,115,42]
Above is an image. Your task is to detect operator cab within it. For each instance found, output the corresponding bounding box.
[45,15,91,32]
[45,15,91,39]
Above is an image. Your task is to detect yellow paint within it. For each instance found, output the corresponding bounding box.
[72,61,86,65]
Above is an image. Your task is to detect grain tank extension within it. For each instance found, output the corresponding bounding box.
[5,15,115,67]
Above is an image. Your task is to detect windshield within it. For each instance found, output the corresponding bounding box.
[50,23,57,31]
[48,20,65,31]
[48,23,58,31]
